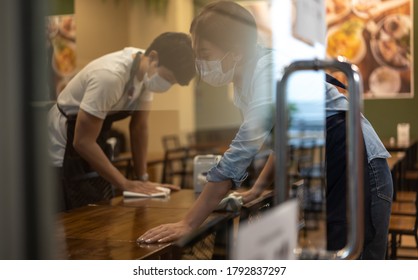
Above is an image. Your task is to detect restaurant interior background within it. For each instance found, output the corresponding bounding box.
[0,0,417,259]
[46,0,418,159]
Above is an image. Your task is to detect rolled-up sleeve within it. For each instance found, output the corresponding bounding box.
[207,57,275,187]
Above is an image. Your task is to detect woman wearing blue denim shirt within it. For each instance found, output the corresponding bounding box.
[324,83,393,259]
[138,1,392,260]
[238,82,393,259]
[138,1,276,244]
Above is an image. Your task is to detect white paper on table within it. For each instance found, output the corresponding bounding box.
[123,186,171,198]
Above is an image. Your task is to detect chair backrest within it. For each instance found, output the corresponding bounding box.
[162,147,194,188]
[162,135,181,151]
[187,132,196,146]
[289,139,316,176]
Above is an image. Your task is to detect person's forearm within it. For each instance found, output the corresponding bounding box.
[252,153,275,194]
[183,180,232,229]
[130,123,148,178]
[74,140,127,189]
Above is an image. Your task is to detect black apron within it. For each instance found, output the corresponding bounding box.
[58,51,142,210]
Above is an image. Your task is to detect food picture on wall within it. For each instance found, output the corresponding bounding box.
[327,19,366,64]
[46,14,76,100]
[325,0,413,99]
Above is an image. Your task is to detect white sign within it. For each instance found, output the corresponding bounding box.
[232,199,298,260]
[397,123,410,146]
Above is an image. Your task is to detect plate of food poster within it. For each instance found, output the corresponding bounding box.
[59,15,76,40]
[370,14,411,70]
[369,66,401,96]
[326,19,367,65]
[325,0,351,26]
[51,36,77,77]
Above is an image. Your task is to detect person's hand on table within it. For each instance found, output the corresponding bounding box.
[138,180,232,244]
[122,180,160,195]
[122,180,180,194]
[137,221,192,244]
[232,187,262,204]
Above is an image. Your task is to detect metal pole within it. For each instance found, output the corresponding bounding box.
[275,59,364,260]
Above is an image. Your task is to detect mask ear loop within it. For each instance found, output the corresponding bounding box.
[144,52,160,84]
[195,60,203,86]
[220,52,240,76]
[219,51,230,62]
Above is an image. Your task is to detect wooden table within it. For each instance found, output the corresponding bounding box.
[56,206,183,260]
[56,190,236,260]
[384,139,417,170]
[57,205,235,260]
[387,152,406,171]
[383,139,417,152]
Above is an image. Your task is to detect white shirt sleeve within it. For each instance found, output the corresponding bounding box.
[79,69,125,119]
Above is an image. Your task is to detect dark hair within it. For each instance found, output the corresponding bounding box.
[190,1,258,53]
[145,32,195,85]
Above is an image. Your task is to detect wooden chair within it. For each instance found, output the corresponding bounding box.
[403,141,418,190]
[391,201,416,216]
[161,147,194,188]
[390,151,417,203]
[289,139,325,202]
[187,132,196,146]
[289,140,325,232]
[387,190,418,259]
[162,134,181,151]
[395,191,416,203]
[404,170,418,190]
[290,179,308,237]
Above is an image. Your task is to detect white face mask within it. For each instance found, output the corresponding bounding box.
[195,53,236,87]
[143,72,172,93]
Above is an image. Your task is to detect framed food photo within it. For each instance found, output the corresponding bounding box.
[45,14,77,100]
[325,0,414,99]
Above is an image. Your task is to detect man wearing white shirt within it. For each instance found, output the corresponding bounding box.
[48,32,195,210]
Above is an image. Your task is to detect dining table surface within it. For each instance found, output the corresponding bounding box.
[387,151,406,171]
[383,138,417,152]
[55,187,275,260]
[56,188,237,260]
[56,206,188,260]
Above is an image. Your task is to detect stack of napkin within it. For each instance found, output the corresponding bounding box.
[123,186,171,198]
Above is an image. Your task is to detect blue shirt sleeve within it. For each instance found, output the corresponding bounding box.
[207,54,276,187]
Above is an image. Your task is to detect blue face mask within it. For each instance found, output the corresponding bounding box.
[143,72,172,93]
[195,52,237,87]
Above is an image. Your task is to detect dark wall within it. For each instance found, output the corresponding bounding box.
[363,0,417,140]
